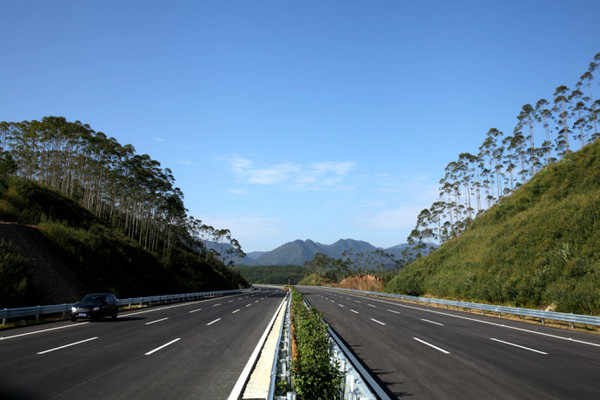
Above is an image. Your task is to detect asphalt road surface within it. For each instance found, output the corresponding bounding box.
[0,287,285,400]
[298,286,600,399]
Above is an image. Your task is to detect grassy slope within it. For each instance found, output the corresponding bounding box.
[385,140,600,314]
[0,177,248,307]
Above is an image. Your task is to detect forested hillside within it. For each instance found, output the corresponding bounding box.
[386,138,600,314]
[387,52,600,315]
[0,118,248,307]
[409,52,600,247]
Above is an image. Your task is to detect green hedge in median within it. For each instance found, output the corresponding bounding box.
[291,287,342,399]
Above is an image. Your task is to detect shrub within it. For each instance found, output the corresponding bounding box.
[0,239,32,307]
[291,288,342,399]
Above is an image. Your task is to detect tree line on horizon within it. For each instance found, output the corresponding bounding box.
[0,117,244,264]
[409,52,600,247]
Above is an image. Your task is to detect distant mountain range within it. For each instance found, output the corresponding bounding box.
[203,238,429,266]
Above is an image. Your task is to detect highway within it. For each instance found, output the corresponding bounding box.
[0,287,285,400]
[298,286,600,399]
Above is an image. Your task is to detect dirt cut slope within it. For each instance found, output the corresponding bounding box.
[0,222,89,305]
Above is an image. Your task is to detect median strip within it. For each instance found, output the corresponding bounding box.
[38,337,98,355]
[145,338,181,355]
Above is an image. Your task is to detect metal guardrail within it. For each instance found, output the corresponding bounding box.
[334,288,600,328]
[269,293,291,400]
[1,288,253,326]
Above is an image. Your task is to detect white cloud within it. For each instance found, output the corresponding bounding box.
[152,137,165,142]
[222,154,355,191]
[228,188,248,195]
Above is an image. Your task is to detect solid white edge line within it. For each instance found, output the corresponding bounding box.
[145,317,169,325]
[371,318,386,326]
[421,318,444,326]
[37,337,98,354]
[413,337,450,354]
[1,322,89,341]
[145,338,181,356]
[490,338,548,355]
[227,294,287,400]
[207,318,221,326]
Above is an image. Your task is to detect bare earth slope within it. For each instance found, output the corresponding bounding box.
[0,222,89,304]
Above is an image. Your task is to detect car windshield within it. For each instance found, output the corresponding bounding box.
[81,294,106,303]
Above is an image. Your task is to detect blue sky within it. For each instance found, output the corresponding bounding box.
[2,1,599,252]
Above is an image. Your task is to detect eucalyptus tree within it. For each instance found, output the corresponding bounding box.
[553,85,571,155]
[535,99,554,164]
[479,128,504,204]
[501,134,517,193]
[517,104,540,176]
[578,54,599,139]
[570,87,590,149]
[429,201,447,244]
[457,152,480,218]
[508,129,527,184]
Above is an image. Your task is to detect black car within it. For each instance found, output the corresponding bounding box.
[70,293,119,321]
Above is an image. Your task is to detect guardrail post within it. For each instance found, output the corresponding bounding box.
[36,306,41,321]
[62,304,66,319]
[2,308,6,326]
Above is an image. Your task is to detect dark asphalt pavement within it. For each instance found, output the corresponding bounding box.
[298,286,600,399]
[0,288,285,400]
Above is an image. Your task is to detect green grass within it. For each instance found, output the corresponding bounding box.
[386,140,600,314]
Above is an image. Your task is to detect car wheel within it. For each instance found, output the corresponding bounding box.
[112,310,118,320]
[70,316,77,322]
